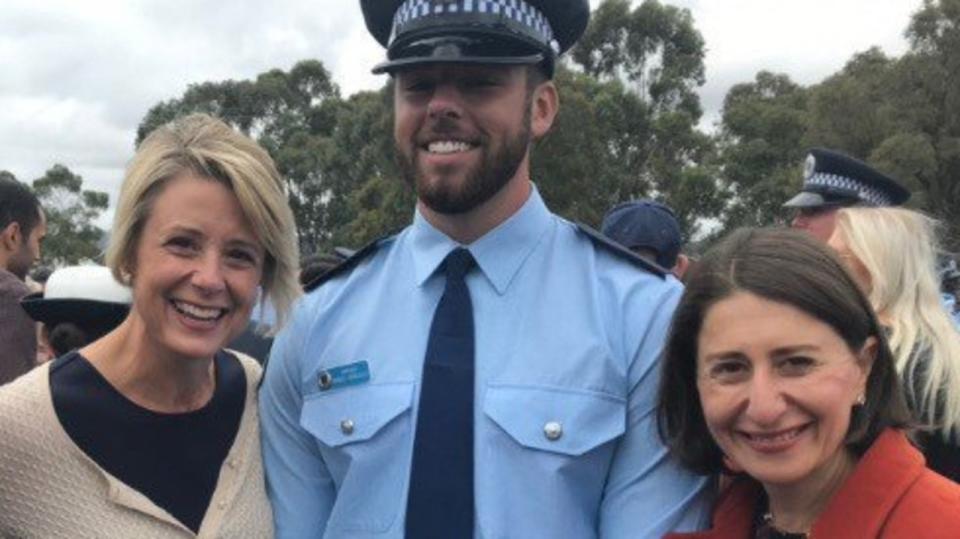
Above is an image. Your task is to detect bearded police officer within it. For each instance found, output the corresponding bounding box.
[259,1,709,537]
[785,147,911,241]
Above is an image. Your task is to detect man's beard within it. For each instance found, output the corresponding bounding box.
[8,244,33,280]
[397,108,532,215]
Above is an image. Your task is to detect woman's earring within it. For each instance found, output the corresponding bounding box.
[855,394,866,406]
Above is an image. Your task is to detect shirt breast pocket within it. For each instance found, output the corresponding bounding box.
[483,384,626,459]
[300,382,415,533]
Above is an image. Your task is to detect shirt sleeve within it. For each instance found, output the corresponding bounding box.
[598,280,712,538]
[258,297,335,538]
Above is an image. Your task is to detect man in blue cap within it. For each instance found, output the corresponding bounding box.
[260,1,709,537]
[784,147,910,241]
[601,199,691,279]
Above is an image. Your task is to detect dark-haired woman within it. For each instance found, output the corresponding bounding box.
[658,228,960,538]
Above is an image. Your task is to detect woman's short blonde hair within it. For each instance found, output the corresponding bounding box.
[105,113,300,331]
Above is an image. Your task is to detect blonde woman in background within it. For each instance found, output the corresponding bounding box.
[0,114,300,538]
[829,207,960,482]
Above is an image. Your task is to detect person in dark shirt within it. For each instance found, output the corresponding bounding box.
[0,176,46,384]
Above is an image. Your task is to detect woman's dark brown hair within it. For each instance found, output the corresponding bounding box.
[656,227,912,475]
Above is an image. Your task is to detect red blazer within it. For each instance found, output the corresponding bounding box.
[666,429,960,538]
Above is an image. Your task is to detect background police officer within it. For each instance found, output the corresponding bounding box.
[260,1,709,537]
[784,147,910,241]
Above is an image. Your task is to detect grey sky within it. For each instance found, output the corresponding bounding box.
[0,0,920,227]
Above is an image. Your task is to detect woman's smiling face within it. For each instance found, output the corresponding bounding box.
[127,173,264,361]
[696,291,873,487]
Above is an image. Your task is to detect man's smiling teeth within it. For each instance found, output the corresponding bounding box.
[427,140,473,154]
[172,300,224,321]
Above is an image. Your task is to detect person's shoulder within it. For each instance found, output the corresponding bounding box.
[0,269,29,298]
[886,467,960,534]
[223,349,263,382]
[0,363,55,457]
[906,467,960,507]
[556,219,670,279]
[0,362,49,406]
[302,231,403,294]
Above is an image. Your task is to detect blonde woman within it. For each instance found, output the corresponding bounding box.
[829,207,960,482]
[0,114,300,538]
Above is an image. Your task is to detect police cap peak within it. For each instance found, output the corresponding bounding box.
[783,147,911,209]
[361,0,590,75]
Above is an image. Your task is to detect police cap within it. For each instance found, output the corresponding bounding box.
[360,0,590,76]
[783,148,911,209]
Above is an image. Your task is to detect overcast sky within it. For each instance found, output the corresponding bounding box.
[1,0,921,227]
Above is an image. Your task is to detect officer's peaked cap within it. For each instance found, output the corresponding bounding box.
[783,148,911,209]
[361,0,590,76]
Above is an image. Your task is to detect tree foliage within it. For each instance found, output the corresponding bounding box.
[573,0,705,117]
[714,71,809,233]
[534,65,722,237]
[134,0,720,249]
[562,0,719,237]
[131,0,957,253]
[137,60,348,255]
[30,165,109,266]
[714,1,960,249]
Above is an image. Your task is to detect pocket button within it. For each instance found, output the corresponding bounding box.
[543,421,563,441]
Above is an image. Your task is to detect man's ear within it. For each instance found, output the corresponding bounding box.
[530,81,559,139]
[673,254,691,280]
[0,222,21,251]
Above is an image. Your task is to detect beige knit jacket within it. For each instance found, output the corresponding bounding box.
[0,352,274,538]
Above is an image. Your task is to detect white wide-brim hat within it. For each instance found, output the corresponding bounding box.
[21,265,132,327]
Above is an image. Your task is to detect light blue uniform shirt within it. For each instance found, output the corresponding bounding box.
[260,186,710,538]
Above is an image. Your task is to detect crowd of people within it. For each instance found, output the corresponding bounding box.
[1,0,959,537]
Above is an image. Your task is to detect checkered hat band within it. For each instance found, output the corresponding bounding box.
[393,0,554,44]
[806,172,892,206]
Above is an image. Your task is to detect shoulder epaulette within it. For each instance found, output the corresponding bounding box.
[575,223,668,279]
[303,233,396,293]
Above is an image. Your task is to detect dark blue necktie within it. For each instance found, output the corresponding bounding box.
[406,248,476,538]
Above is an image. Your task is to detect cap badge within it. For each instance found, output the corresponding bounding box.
[803,154,816,180]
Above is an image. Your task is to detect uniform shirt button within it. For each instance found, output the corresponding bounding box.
[318,371,333,390]
[340,419,355,435]
[543,421,563,441]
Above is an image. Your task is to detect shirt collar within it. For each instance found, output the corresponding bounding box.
[410,184,552,294]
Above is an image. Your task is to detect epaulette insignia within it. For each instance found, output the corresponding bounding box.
[303,233,396,293]
[575,223,668,278]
